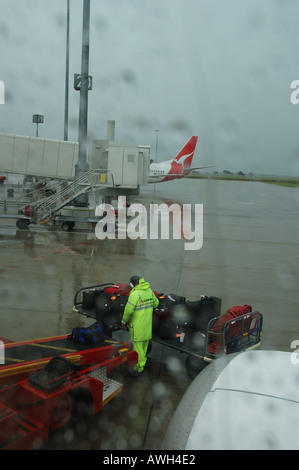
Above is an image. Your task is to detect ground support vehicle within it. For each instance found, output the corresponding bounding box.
[73,283,263,379]
[0,207,104,231]
[0,169,114,230]
[0,334,137,449]
[0,213,32,229]
[51,208,105,232]
[0,209,107,231]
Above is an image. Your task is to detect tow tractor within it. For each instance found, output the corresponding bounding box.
[0,333,137,450]
[73,283,263,379]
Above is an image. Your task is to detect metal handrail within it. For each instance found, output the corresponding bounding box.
[30,169,113,221]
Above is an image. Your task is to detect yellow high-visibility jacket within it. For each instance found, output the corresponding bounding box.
[121,278,159,341]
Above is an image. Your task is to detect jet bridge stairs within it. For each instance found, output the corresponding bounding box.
[8,169,114,228]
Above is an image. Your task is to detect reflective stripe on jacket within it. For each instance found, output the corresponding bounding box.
[121,278,159,341]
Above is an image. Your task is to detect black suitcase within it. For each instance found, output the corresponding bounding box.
[156,294,186,310]
[95,293,128,330]
[82,288,104,310]
[185,296,222,332]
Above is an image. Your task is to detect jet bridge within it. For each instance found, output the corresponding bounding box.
[0,122,150,229]
[0,125,149,189]
[0,133,78,180]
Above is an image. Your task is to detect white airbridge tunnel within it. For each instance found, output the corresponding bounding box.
[0,133,78,179]
[0,121,150,228]
[0,121,150,190]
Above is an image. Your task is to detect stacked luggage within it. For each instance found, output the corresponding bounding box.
[80,283,222,338]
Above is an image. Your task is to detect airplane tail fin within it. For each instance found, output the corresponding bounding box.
[173,136,198,169]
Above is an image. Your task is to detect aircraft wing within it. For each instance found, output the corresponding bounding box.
[187,166,216,172]
[162,167,215,177]
[168,166,215,176]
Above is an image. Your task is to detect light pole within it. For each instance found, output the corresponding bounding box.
[75,0,91,206]
[32,114,44,137]
[155,129,159,163]
[64,0,70,141]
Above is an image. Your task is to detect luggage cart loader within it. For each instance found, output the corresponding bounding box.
[73,283,263,380]
[0,334,137,449]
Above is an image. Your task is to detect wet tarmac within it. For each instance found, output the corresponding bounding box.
[0,178,299,450]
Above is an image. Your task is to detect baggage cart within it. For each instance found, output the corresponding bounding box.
[73,283,263,379]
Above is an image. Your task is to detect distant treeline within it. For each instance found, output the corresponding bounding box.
[188,172,299,188]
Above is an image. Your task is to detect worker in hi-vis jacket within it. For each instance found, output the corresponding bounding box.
[121,275,159,377]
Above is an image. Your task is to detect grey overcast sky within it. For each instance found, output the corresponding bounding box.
[0,0,299,176]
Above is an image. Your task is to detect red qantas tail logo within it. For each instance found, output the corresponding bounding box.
[164,136,198,181]
[173,136,198,168]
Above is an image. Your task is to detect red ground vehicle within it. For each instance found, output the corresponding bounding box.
[0,334,137,450]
